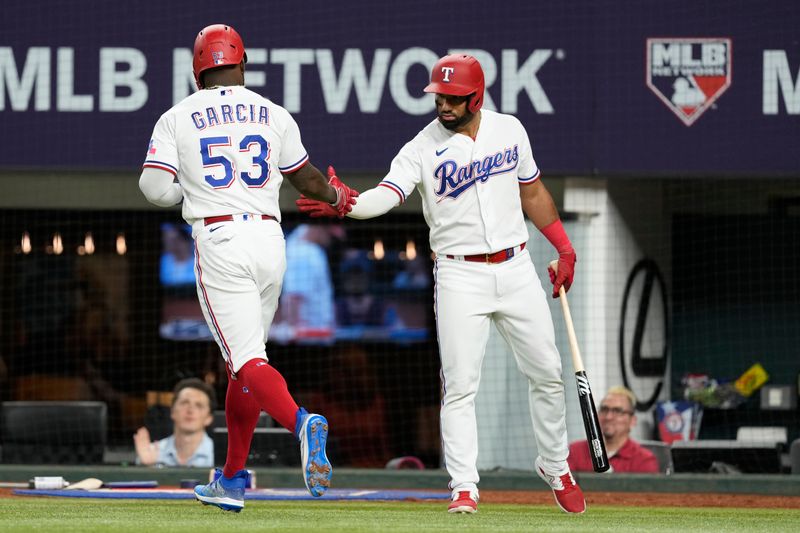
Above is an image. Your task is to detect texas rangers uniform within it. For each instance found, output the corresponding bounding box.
[143,86,309,376]
[357,109,569,495]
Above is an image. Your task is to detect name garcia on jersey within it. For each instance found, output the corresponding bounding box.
[191,103,270,130]
[434,144,519,200]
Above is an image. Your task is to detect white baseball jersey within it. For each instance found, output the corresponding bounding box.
[352,108,568,496]
[377,109,540,255]
[141,85,309,374]
[143,86,309,226]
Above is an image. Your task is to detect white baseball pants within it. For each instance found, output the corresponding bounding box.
[434,249,568,493]
[192,217,286,375]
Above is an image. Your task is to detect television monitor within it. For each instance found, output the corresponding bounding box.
[670,440,782,474]
[159,218,433,345]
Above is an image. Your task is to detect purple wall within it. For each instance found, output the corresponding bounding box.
[1,0,798,176]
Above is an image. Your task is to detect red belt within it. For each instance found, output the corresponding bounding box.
[203,214,276,226]
[445,242,526,264]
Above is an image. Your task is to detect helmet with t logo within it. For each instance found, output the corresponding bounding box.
[424,54,485,113]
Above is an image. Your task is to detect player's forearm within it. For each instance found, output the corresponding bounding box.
[540,219,573,253]
[286,163,337,203]
[520,180,573,252]
[150,183,183,207]
[139,168,183,207]
[347,185,399,219]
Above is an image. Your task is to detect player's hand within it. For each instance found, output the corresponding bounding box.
[296,195,339,218]
[327,165,359,217]
[547,249,576,298]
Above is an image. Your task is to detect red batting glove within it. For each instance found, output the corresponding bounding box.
[327,165,359,218]
[296,195,339,218]
[547,249,577,298]
[541,219,576,298]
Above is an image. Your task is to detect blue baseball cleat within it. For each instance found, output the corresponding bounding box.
[297,409,332,497]
[194,468,247,512]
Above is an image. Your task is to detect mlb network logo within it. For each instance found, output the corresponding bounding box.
[646,38,732,126]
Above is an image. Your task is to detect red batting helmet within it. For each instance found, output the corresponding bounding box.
[192,24,248,89]
[424,54,485,113]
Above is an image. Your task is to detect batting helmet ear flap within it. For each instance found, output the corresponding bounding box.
[467,92,482,114]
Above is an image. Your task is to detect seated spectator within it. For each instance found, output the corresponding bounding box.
[134,378,215,467]
[568,386,659,473]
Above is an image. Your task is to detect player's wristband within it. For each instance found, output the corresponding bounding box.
[540,219,573,253]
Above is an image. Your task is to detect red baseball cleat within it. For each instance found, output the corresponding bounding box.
[535,457,586,514]
[447,491,478,513]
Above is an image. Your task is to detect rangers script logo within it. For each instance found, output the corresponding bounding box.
[646,38,732,126]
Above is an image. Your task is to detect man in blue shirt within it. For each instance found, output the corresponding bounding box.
[276,224,341,344]
[134,378,216,467]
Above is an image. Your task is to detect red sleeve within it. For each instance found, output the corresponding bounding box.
[622,440,661,473]
[637,449,660,473]
[567,440,594,472]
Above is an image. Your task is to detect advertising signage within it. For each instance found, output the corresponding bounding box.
[1,1,798,176]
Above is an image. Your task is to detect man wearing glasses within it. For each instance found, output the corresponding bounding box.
[567,386,659,473]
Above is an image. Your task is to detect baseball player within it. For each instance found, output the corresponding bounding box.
[297,54,585,514]
[138,24,358,512]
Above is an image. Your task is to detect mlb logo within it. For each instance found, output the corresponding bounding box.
[646,37,732,126]
[147,139,156,155]
[212,51,225,65]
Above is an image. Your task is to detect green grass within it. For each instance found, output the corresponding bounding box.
[1,498,798,532]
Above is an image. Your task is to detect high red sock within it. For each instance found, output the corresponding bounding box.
[237,358,300,434]
[222,378,261,478]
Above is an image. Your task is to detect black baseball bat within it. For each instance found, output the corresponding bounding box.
[551,262,610,473]
[574,369,609,472]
